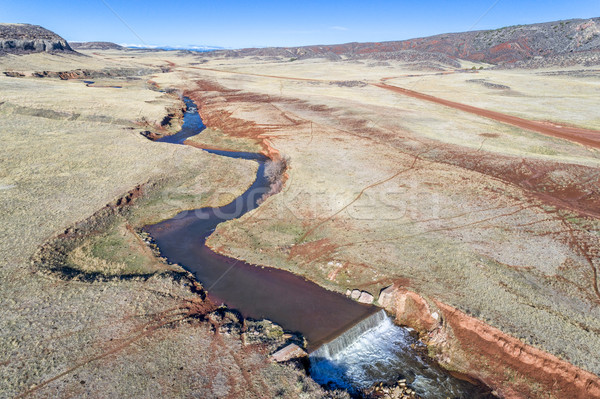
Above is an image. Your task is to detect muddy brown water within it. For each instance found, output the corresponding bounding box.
[146,97,377,350]
[144,97,492,397]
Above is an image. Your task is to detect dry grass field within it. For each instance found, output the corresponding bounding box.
[390,68,600,130]
[0,51,336,398]
[1,46,599,397]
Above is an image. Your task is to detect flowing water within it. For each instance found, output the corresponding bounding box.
[145,97,492,397]
[310,310,492,398]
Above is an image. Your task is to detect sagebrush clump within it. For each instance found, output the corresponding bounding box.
[259,155,289,204]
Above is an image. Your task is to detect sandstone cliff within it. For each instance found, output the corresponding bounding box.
[0,23,75,54]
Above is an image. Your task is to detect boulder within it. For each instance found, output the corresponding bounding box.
[395,290,439,332]
[357,291,374,304]
[377,285,397,308]
[270,343,307,362]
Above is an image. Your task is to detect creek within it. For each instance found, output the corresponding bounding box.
[144,97,491,398]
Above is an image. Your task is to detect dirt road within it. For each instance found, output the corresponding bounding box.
[374,81,600,150]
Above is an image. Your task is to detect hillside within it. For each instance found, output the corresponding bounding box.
[70,41,123,50]
[208,17,600,66]
[0,23,74,54]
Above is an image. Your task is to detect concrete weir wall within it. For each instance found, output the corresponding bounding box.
[377,285,600,399]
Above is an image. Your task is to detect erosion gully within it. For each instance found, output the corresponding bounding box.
[144,97,492,398]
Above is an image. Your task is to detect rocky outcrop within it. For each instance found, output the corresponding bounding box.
[28,67,162,80]
[347,289,374,304]
[270,343,307,362]
[0,23,75,55]
[357,291,374,304]
[378,285,600,398]
[378,286,438,332]
[205,17,600,66]
[70,41,123,50]
[3,71,24,77]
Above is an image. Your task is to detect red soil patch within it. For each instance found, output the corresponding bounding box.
[374,82,600,150]
[188,97,265,147]
[185,81,305,154]
[478,132,500,138]
[438,151,600,219]
[490,42,515,53]
[189,66,321,82]
[436,300,600,399]
[185,81,308,162]
[288,238,338,264]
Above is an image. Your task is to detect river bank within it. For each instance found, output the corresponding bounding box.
[169,68,600,398]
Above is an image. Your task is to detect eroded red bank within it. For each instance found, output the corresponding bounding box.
[379,287,600,399]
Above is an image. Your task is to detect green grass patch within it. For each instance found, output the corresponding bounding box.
[67,221,167,276]
[186,127,262,153]
[528,145,558,156]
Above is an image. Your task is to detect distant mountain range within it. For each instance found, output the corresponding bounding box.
[121,44,225,52]
[0,23,223,55]
[206,17,600,67]
[2,18,599,67]
[70,41,223,52]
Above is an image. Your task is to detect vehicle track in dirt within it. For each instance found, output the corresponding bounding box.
[374,81,600,150]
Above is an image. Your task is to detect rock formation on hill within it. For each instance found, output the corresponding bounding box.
[0,23,75,55]
[207,17,600,67]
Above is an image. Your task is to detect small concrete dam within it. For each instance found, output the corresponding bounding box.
[309,310,492,398]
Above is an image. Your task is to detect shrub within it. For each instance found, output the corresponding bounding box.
[259,155,290,204]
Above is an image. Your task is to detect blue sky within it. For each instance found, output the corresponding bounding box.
[2,0,599,48]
